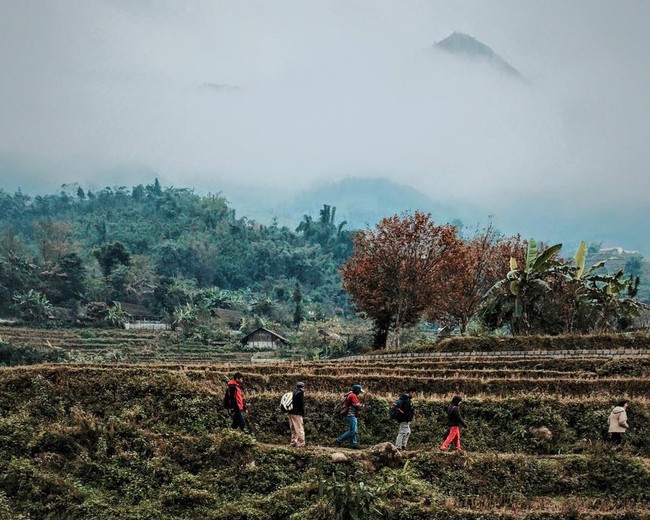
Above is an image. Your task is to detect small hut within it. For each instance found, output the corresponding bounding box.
[240,327,289,351]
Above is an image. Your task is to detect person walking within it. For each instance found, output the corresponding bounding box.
[393,388,416,451]
[226,372,248,433]
[608,399,629,445]
[335,384,364,449]
[439,395,466,452]
[289,382,305,447]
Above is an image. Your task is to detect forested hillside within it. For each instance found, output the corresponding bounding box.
[0,181,353,327]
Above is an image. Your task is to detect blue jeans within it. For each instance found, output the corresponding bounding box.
[337,416,359,447]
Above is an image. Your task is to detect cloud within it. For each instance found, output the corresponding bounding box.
[0,0,648,222]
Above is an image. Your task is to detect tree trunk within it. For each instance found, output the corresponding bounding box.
[373,326,389,349]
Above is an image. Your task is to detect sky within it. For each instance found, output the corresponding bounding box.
[0,1,649,249]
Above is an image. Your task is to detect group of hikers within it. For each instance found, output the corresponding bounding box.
[225,373,631,451]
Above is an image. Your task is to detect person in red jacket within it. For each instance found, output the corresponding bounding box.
[226,372,248,432]
[335,384,365,449]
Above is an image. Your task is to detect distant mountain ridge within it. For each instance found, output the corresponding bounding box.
[277,177,462,230]
[434,32,524,80]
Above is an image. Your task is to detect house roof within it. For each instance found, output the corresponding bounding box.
[240,326,289,344]
[111,301,159,319]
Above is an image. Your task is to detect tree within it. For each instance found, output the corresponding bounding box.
[293,282,304,328]
[152,278,183,315]
[93,242,131,277]
[41,252,86,305]
[433,226,524,333]
[340,212,459,348]
[33,220,74,263]
[0,252,38,316]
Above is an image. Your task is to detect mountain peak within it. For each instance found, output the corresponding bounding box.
[434,32,523,79]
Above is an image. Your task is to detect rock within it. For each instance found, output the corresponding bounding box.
[369,442,403,468]
[331,452,348,463]
[529,426,553,440]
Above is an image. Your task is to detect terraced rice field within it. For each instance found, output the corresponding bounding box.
[0,325,252,364]
[1,327,649,518]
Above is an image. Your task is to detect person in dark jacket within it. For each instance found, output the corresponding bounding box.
[227,372,248,432]
[394,388,416,450]
[439,395,466,452]
[289,382,305,447]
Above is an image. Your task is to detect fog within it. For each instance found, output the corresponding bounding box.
[1,1,649,247]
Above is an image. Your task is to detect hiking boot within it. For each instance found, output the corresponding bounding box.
[351,446,361,450]
[335,439,342,447]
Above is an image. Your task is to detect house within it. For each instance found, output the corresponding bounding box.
[111,302,169,330]
[112,302,160,321]
[211,308,243,329]
[240,327,289,350]
[598,247,640,255]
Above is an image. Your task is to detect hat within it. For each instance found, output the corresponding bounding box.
[296,382,305,387]
[352,384,364,393]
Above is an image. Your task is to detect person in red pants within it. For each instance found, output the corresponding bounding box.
[440,395,466,452]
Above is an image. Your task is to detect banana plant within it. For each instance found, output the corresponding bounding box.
[106,302,130,327]
[486,239,563,333]
[510,240,562,319]
[549,240,608,332]
[172,303,199,334]
[566,240,606,281]
[12,289,53,323]
[584,269,644,331]
[566,241,644,331]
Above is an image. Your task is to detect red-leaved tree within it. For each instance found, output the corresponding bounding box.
[430,225,524,333]
[340,212,460,348]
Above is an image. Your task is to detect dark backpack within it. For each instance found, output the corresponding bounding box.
[389,399,405,421]
[223,385,234,410]
[334,392,352,417]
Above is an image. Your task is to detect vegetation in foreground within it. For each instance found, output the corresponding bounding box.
[1,363,650,518]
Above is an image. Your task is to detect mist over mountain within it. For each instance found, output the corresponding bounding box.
[272,177,462,230]
[221,176,648,255]
[1,2,648,256]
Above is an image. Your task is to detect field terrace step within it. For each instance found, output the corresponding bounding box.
[2,365,649,456]
[341,349,650,360]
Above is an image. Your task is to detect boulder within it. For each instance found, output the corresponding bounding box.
[529,426,553,440]
[331,452,348,463]
[369,442,403,468]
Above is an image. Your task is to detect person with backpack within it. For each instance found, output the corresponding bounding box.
[288,382,305,447]
[335,384,364,449]
[439,395,466,452]
[391,388,416,451]
[608,399,630,445]
[225,372,248,432]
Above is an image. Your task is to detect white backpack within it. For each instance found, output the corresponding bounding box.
[280,391,294,412]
